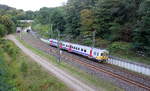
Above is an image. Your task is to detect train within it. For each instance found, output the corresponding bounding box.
[40,38,109,62]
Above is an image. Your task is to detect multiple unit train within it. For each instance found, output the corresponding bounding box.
[40,38,109,62]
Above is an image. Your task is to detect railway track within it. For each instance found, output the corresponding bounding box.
[49,47,150,90]
[20,33,150,91]
[38,45,150,90]
[61,54,150,90]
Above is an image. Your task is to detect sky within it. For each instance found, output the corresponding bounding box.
[0,0,68,11]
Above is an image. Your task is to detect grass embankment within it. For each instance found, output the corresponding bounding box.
[16,35,124,91]
[0,38,70,91]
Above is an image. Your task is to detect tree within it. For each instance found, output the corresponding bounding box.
[50,7,66,32]
[0,15,15,34]
[80,9,94,32]
[133,0,150,56]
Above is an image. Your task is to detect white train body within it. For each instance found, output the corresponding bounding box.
[41,38,109,62]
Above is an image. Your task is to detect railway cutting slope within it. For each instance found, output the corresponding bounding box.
[7,35,96,91]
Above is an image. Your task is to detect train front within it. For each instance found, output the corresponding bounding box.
[96,50,109,62]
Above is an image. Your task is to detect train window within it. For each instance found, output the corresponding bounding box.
[76,47,77,50]
[84,50,86,52]
[94,52,96,55]
[97,53,99,56]
[81,49,83,51]
[101,53,103,56]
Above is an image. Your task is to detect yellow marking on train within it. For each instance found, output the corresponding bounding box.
[96,56,108,60]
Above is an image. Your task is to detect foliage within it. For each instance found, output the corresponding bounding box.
[0,24,7,37]
[32,23,51,38]
[108,42,132,54]
[133,0,150,56]
[0,57,14,91]
[0,15,15,34]
[32,0,150,57]
[0,39,19,59]
[0,4,34,36]
[95,38,110,48]
[20,61,28,73]
[0,40,18,91]
[33,7,66,38]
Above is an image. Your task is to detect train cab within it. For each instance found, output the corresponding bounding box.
[93,49,109,62]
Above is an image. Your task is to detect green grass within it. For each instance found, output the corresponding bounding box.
[1,39,70,91]
[15,52,69,91]
[16,35,124,91]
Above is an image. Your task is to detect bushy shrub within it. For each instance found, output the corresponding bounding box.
[20,62,27,72]
[108,42,132,54]
[0,50,16,91]
[83,38,92,46]
[96,38,110,48]
[0,39,19,59]
[0,24,7,37]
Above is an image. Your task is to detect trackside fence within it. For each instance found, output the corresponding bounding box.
[107,56,150,76]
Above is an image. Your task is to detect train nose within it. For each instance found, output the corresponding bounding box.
[96,56,109,61]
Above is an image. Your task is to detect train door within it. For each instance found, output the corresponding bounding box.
[50,40,53,46]
[89,49,92,57]
[59,43,62,49]
[68,45,72,52]
[92,49,98,58]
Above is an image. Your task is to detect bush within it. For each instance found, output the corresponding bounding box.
[0,24,7,37]
[0,50,16,91]
[0,15,15,34]
[96,38,110,48]
[0,39,19,59]
[20,61,28,78]
[108,42,132,54]
[20,61,28,73]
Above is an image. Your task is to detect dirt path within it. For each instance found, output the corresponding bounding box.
[7,35,95,91]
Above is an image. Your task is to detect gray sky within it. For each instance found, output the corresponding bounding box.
[0,0,68,11]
